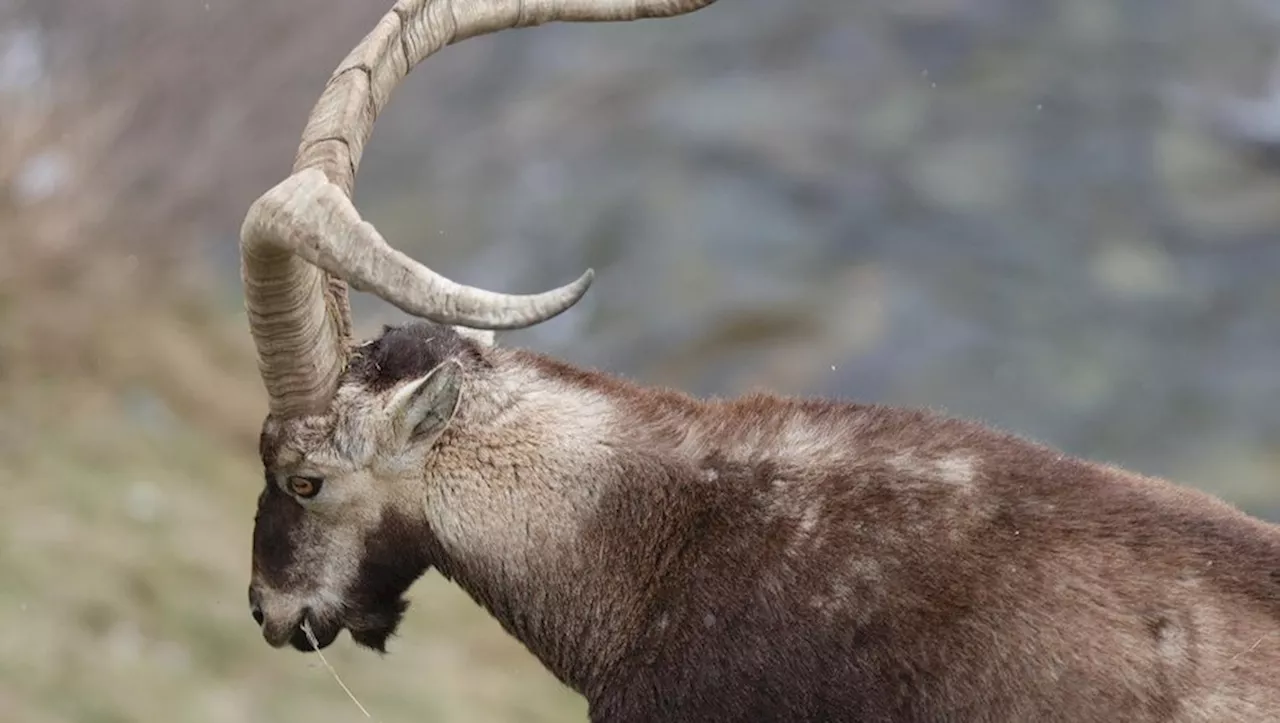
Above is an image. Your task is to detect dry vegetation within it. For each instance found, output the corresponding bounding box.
[0,1,587,720]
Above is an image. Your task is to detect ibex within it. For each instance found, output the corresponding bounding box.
[240,1,1280,721]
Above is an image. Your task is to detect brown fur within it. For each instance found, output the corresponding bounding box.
[249,321,1280,722]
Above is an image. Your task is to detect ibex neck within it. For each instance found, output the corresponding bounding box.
[422,351,702,696]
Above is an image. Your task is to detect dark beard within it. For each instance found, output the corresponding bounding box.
[345,595,412,653]
[340,509,433,654]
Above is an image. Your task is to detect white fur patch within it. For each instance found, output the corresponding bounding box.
[887,450,979,490]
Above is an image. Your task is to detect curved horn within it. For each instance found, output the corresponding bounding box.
[241,0,718,418]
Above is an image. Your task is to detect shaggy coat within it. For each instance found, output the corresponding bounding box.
[252,321,1280,723]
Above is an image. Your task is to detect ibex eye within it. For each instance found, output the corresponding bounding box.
[287,476,323,499]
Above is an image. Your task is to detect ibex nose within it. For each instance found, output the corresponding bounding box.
[248,584,264,626]
[248,584,307,648]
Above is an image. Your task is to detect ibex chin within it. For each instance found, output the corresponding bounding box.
[240,1,1280,721]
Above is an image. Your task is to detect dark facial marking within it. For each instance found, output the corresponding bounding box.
[251,472,302,589]
[342,507,435,653]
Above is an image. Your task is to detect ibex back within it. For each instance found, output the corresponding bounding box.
[237,2,1280,721]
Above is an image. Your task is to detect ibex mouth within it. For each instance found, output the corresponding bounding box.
[258,605,340,652]
[288,610,341,653]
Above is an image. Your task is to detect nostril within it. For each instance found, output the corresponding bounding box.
[248,585,264,626]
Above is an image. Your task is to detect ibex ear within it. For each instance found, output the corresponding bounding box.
[387,360,463,449]
[452,326,496,348]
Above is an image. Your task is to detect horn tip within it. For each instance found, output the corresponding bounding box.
[528,267,594,328]
[563,266,595,306]
[573,267,595,292]
[549,266,594,315]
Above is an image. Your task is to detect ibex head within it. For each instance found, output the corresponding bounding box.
[242,0,716,653]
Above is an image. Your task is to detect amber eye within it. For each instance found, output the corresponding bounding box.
[287,476,323,499]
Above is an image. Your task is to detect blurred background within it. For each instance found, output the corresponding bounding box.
[3,0,1279,720]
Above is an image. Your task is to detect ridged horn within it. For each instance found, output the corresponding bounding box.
[240,0,718,418]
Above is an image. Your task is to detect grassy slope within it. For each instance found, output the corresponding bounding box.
[0,375,586,723]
